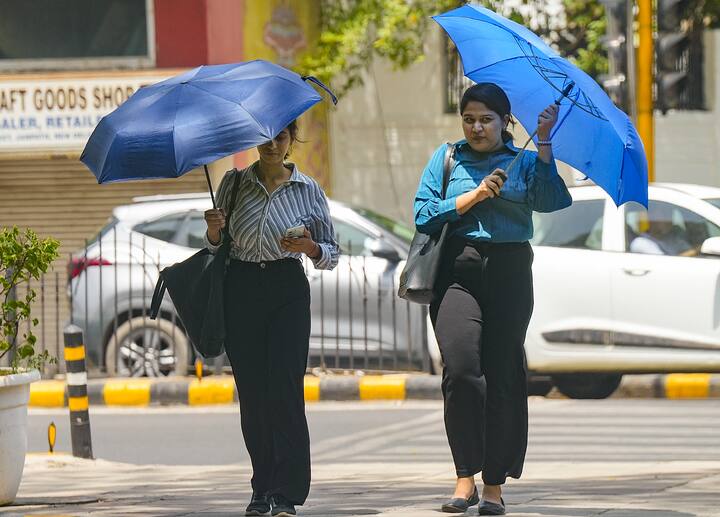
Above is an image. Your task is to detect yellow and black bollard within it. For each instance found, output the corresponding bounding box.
[63,324,94,459]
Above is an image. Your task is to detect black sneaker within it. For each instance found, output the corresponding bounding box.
[245,492,270,516]
[269,494,296,516]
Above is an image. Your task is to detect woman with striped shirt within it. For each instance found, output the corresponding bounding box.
[204,121,339,517]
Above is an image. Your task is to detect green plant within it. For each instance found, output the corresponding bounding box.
[301,0,720,98]
[1,227,60,373]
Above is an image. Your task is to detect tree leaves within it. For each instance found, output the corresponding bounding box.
[300,0,719,97]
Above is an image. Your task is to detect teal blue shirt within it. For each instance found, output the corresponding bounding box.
[414,139,572,243]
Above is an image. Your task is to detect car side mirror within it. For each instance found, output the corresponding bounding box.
[700,236,720,256]
[367,239,401,262]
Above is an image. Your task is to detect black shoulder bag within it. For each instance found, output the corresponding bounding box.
[149,173,242,358]
[398,143,455,305]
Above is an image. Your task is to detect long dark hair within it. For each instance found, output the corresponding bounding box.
[460,83,515,142]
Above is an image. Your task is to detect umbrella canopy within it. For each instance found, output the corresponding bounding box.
[80,60,336,185]
[434,5,648,207]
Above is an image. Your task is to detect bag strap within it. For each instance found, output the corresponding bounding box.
[149,275,166,320]
[442,142,456,199]
[221,170,243,244]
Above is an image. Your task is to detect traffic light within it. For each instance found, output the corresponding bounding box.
[656,0,690,113]
[599,0,629,112]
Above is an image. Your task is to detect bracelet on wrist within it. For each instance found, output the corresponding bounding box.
[537,139,552,147]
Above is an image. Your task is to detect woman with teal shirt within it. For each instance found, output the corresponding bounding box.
[414,83,571,515]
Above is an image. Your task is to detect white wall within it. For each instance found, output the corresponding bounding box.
[329,25,462,225]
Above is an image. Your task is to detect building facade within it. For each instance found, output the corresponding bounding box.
[0,0,330,365]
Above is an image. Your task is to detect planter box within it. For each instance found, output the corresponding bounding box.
[0,369,41,505]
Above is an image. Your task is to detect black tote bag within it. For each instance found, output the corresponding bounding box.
[398,144,455,305]
[149,174,241,358]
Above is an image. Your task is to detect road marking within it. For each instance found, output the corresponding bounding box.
[311,409,443,461]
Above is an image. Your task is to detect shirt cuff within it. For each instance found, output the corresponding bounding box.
[204,231,222,254]
[310,243,331,269]
[535,158,559,181]
[437,197,461,222]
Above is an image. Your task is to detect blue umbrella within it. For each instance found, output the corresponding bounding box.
[80,60,337,207]
[434,5,648,207]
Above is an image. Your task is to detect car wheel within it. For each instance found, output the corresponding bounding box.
[552,373,622,399]
[105,317,189,377]
[527,375,553,397]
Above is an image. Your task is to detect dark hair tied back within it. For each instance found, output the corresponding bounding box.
[460,83,515,142]
[285,120,301,159]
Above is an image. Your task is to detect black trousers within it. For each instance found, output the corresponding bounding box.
[430,237,533,485]
[224,258,311,505]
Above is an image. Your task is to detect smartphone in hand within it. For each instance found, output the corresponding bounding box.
[284,225,305,239]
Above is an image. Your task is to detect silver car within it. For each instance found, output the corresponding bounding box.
[68,193,431,376]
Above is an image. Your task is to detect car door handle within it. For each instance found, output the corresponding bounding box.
[623,268,651,277]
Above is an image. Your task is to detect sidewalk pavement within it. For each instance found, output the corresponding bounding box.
[28,373,720,408]
[7,454,720,516]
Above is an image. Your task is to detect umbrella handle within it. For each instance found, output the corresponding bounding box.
[204,165,217,209]
[555,81,575,105]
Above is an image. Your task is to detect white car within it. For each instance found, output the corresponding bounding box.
[523,183,720,398]
[68,194,430,376]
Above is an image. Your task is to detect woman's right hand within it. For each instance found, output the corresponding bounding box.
[204,208,226,244]
[477,169,506,199]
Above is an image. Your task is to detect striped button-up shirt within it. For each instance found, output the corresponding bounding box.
[204,162,340,270]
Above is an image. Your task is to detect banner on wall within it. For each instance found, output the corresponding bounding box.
[0,73,171,151]
[243,0,332,190]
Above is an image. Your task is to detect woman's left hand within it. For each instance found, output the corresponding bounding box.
[537,104,559,141]
[281,228,320,257]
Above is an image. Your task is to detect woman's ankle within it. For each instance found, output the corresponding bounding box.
[481,484,502,502]
[454,476,476,497]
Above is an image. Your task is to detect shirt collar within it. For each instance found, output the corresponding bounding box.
[246,161,312,185]
[455,138,520,155]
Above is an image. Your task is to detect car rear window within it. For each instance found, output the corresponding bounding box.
[133,214,184,243]
[704,198,720,211]
[352,207,414,244]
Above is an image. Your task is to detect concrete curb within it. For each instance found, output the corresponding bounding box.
[614,373,720,399]
[27,373,720,407]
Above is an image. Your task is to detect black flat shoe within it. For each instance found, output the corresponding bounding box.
[245,492,270,516]
[478,496,505,515]
[441,485,480,513]
[269,494,296,516]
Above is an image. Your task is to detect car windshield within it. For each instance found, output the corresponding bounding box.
[352,207,414,244]
[704,198,720,211]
